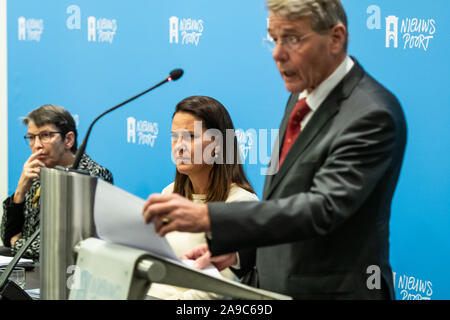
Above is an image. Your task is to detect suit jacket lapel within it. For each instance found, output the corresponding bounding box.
[263,59,365,200]
[263,93,299,199]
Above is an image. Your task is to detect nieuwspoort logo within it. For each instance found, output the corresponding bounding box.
[127,117,159,147]
[366,5,436,52]
[18,16,44,42]
[169,16,204,46]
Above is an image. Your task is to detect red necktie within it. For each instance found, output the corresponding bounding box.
[279,98,311,166]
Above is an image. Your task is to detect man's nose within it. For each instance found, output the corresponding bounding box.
[272,43,288,62]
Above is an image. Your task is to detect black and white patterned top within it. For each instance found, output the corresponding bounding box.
[0,153,113,260]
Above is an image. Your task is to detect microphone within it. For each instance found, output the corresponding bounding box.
[168,68,183,81]
[71,68,184,169]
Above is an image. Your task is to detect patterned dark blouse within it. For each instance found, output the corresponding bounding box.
[0,153,113,260]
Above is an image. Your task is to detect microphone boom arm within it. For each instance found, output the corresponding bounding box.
[72,69,183,169]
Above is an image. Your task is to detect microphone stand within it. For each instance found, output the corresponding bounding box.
[0,228,40,300]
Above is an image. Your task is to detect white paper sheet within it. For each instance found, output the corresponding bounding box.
[93,180,224,280]
[94,179,179,261]
[0,256,34,267]
[182,259,224,279]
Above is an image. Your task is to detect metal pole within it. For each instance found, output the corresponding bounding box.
[40,167,98,300]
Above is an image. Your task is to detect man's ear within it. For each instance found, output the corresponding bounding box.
[329,23,347,54]
[64,131,75,150]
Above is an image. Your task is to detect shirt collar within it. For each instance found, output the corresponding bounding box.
[299,55,354,112]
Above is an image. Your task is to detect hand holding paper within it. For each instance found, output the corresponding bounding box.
[93,179,223,278]
[142,192,210,237]
[182,243,237,272]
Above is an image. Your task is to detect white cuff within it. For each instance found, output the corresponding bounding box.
[231,252,241,269]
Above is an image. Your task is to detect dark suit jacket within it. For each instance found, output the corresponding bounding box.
[208,59,407,299]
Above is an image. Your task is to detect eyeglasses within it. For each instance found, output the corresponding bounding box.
[24,131,63,145]
[264,32,315,52]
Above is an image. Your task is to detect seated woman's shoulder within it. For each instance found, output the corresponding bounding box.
[226,184,259,203]
[161,182,175,195]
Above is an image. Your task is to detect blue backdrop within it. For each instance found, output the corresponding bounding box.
[6,0,450,299]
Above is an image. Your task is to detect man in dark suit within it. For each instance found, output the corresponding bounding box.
[143,0,407,299]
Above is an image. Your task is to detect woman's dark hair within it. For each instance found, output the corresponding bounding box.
[22,104,78,153]
[172,96,255,202]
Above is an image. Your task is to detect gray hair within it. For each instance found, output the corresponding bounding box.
[23,104,78,153]
[267,0,348,49]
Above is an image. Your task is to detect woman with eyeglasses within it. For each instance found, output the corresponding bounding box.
[0,104,113,260]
